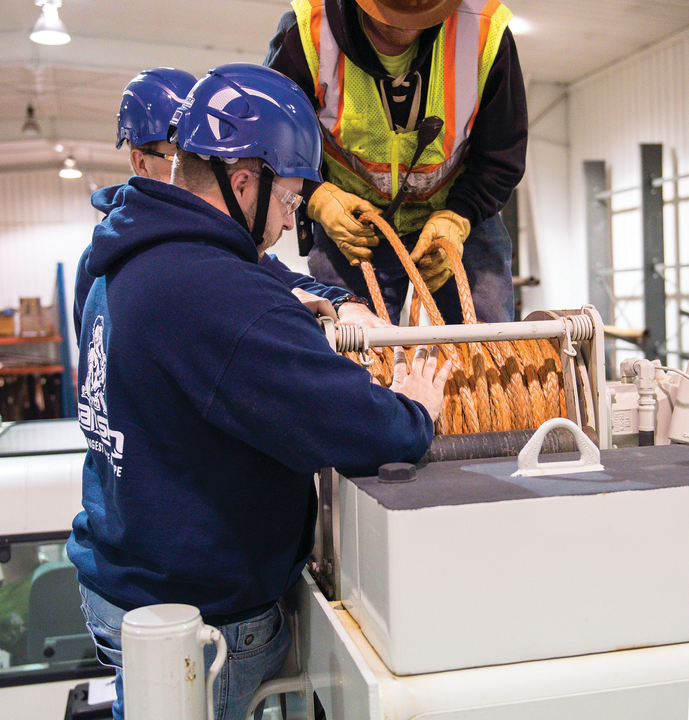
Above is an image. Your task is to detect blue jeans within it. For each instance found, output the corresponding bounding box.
[79,585,290,720]
[308,214,515,325]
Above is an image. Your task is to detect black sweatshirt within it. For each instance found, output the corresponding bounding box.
[265,0,528,227]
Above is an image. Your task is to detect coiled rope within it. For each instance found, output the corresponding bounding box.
[349,213,567,435]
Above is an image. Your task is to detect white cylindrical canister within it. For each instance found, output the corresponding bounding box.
[122,604,226,720]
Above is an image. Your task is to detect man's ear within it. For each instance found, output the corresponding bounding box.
[229,168,251,197]
[130,149,150,178]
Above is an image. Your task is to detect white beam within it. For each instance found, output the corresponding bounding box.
[0,117,116,145]
[0,31,265,76]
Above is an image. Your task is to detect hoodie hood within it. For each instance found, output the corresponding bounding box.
[90,182,124,218]
[87,176,258,278]
[325,0,440,81]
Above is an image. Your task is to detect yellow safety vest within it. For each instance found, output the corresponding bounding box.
[293,0,513,235]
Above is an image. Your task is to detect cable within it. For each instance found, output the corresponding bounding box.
[657,366,689,382]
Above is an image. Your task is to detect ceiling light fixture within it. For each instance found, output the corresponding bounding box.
[59,156,82,179]
[21,105,42,136]
[30,0,71,46]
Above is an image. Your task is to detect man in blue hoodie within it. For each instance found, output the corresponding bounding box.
[68,63,450,720]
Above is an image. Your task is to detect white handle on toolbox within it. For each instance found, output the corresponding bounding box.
[512,418,604,477]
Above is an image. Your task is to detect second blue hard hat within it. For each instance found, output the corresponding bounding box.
[116,67,197,148]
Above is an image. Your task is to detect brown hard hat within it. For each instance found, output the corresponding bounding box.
[356,0,462,30]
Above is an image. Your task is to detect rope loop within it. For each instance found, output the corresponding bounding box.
[351,213,567,434]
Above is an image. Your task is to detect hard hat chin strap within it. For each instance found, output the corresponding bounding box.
[251,165,274,245]
[210,156,249,232]
[210,157,274,248]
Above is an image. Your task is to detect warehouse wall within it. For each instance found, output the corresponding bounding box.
[2,27,688,368]
[0,169,128,376]
[524,26,689,364]
[518,80,570,315]
[569,26,689,364]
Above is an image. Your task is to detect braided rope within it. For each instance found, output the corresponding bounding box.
[355,212,566,434]
[360,260,390,323]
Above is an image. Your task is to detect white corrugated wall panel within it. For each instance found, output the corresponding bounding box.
[524,29,689,345]
[522,28,689,364]
[568,27,689,366]
[521,81,571,314]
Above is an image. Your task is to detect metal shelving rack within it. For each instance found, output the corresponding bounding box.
[0,263,76,420]
[584,143,689,374]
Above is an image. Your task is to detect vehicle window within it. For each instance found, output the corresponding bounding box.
[0,538,101,685]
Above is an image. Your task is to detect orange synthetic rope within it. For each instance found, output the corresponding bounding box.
[350,212,567,435]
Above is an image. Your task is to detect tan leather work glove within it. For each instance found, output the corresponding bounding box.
[308,182,382,266]
[410,210,471,293]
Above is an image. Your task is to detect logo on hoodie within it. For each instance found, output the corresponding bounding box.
[78,315,125,475]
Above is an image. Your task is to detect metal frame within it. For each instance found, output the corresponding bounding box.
[310,466,341,601]
[640,144,667,364]
[55,262,77,418]
[584,160,613,325]
[322,307,608,450]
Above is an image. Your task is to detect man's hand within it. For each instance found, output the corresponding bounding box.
[337,301,391,329]
[308,182,382,266]
[389,345,451,422]
[292,288,338,320]
[416,248,454,294]
[410,210,470,293]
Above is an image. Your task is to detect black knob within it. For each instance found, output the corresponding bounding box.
[378,462,417,483]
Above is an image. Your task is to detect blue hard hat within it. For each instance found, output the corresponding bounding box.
[116,68,197,148]
[169,63,322,183]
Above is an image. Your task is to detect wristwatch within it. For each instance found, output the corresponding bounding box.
[331,294,369,317]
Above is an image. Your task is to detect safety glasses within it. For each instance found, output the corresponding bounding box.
[142,149,175,162]
[250,171,303,215]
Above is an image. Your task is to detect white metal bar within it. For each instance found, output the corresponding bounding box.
[594,186,639,200]
[594,263,689,277]
[594,172,689,198]
[364,319,569,348]
[652,172,689,188]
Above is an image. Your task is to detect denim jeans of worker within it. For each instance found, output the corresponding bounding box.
[308,213,515,325]
[79,584,290,720]
[202,603,290,720]
[78,585,126,720]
